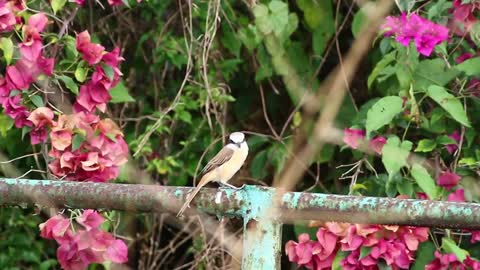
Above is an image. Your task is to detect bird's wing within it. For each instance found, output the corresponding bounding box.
[199,146,234,176]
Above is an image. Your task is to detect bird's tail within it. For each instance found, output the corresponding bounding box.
[176,176,208,217]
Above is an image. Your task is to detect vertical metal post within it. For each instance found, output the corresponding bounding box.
[240,186,282,270]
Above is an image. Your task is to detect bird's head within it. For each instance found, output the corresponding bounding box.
[229,132,245,147]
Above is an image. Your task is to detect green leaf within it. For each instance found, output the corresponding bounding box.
[297,0,334,29]
[9,89,20,97]
[72,134,85,151]
[411,164,438,200]
[436,135,457,145]
[297,0,334,54]
[427,85,471,127]
[176,110,192,124]
[30,95,44,108]
[415,139,437,152]
[411,241,436,270]
[368,52,395,88]
[268,0,289,37]
[413,59,459,90]
[102,64,115,81]
[359,246,372,260]
[255,45,273,82]
[396,180,413,197]
[427,0,451,20]
[351,6,367,38]
[456,57,480,76]
[366,96,403,137]
[382,136,411,177]
[278,13,298,42]
[253,5,273,35]
[250,150,268,179]
[64,35,78,59]
[0,114,13,137]
[332,251,348,270]
[442,237,469,262]
[110,81,135,103]
[314,144,335,164]
[21,126,31,140]
[58,75,78,95]
[238,25,262,52]
[0,37,13,65]
[74,62,88,83]
[221,23,242,57]
[51,0,67,14]
[459,157,477,166]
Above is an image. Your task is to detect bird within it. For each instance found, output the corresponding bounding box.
[176,132,249,217]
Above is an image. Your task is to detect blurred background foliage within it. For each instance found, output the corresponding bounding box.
[0,0,453,268]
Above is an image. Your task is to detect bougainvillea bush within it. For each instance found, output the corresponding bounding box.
[5,0,480,268]
[285,1,480,269]
[0,0,134,268]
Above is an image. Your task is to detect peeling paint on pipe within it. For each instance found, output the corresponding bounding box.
[1,179,480,229]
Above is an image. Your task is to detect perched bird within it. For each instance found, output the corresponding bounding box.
[176,132,248,217]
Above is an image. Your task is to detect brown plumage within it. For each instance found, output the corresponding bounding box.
[176,147,234,217]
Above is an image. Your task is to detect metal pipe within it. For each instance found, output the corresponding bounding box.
[1,179,480,229]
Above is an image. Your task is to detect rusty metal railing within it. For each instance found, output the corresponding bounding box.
[2,178,480,269]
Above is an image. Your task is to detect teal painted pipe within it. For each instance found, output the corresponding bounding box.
[1,179,480,229]
[241,186,281,269]
[3,179,480,269]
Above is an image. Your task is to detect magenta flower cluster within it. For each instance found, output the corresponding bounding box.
[343,128,386,155]
[286,222,429,269]
[73,31,124,113]
[40,210,128,270]
[0,11,54,144]
[382,13,449,56]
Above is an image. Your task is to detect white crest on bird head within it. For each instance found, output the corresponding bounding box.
[229,132,245,144]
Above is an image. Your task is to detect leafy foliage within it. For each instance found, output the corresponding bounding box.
[2,0,480,269]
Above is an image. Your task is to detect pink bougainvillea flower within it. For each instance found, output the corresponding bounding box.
[0,4,16,32]
[28,12,48,32]
[30,126,48,144]
[6,0,26,12]
[39,215,71,240]
[448,188,465,202]
[105,239,129,263]
[285,234,314,267]
[102,47,124,70]
[27,107,55,127]
[41,211,129,269]
[381,13,449,56]
[74,82,111,113]
[445,130,461,155]
[343,128,365,149]
[51,129,73,151]
[22,12,48,46]
[471,231,480,243]
[456,52,474,64]
[449,0,480,35]
[369,136,387,154]
[76,31,105,65]
[6,65,29,90]
[426,251,480,269]
[287,222,429,269]
[416,192,429,200]
[314,228,338,264]
[48,112,129,182]
[437,171,461,190]
[76,210,105,231]
[2,96,32,128]
[107,0,123,6]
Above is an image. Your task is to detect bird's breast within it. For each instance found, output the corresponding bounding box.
[217,145,248,183]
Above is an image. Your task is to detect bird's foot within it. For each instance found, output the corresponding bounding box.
[219,182,245,190]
